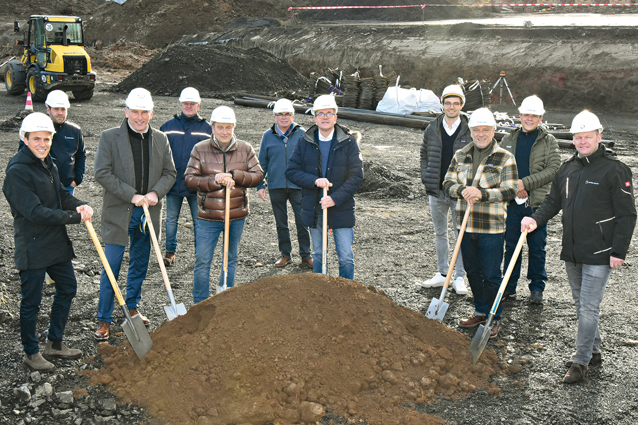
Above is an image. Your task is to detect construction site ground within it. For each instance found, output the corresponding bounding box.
[1,1,638,424]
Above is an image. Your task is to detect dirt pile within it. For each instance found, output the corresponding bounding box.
[88,274,501,425]
[114,44,308,99]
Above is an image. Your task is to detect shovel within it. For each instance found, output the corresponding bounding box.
[142,204,187,321]
[222,184,231,291]
[85,221,153,358]
[469,227,529,364]
[426,204,471,322]
[321,184,332,275]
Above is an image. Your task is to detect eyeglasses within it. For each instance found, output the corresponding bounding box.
[444,102,462,107]
[275,113,293,117]
[316,112,335,118]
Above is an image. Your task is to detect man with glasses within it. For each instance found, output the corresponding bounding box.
[418,84,470,295]
[286,95,363,279]
[160,87,212,267]
[501,95,560,304]
[257,99,312,268]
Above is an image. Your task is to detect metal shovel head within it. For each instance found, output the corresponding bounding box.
[121,314,153,358]
[426,298,449,323]
[164,303,187,321]
[469,322,492,364]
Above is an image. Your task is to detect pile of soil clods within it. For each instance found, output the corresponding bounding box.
[115,44,308,99]
[89,274,501,425]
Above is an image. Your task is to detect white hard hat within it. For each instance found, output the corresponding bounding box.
[45,90,70,108]
[312,95,338,116]
[179,87,201,103]
[570,110,603,134]
[20,112,56,140]
[518,95,545,116]
[273,99,295,114]
[441,84,465,104]
[125,88,154,111]
[210,106,236,124]
[468,108,496,128]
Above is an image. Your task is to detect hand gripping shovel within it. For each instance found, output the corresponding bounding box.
[222,184,231,291]
[142,204,187,321]
[426,204,471,322]
[469,227,530,364]
[85,221,153,358]
[321,184,332,275]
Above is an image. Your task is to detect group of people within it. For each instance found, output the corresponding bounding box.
[3,85,634,385]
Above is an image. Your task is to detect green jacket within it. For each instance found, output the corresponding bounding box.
[500,126,560,208]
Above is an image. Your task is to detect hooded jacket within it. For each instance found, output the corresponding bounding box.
[256,123,305,191]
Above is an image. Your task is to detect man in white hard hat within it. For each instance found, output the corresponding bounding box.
[3,112,93,371]
[500,95,560,304]
[286,94,364,279]
[418,84,470,295]
[159,87,212,267]
[93,88,176,340]
[257,99,312,268]
[185,106,263,301]
[522,110,636,383]
[443,107,518,338]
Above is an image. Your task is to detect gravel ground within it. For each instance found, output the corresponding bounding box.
[0,85,638,424]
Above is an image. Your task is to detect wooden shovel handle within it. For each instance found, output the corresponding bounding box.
[489,228,530,315]
[440,204,472,292]
[142,203,174,293]
[223,185,230,273]
[85,221,126,307]
[321,183,332,275]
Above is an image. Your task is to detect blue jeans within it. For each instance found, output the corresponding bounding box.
[192,218,245,303]
[20,261,77,355]
[461,232,505,321]
[565,262,611,366]
[97,207,151,322]
[165,193,198,253]
[309,215,354,279]
[429,193,465,279]
[65,185,75,196]
[269,189,311,259]
[504,201,548,294]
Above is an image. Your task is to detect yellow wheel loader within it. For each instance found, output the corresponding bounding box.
[4,15,96,102]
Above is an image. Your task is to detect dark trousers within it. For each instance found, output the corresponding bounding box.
[503,201,548,294]
[269,188,311,259]
[20,260,77,355]
[461,232,505,321]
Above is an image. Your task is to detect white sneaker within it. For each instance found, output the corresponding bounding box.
[453,277,468,295]
[418,272,446,288]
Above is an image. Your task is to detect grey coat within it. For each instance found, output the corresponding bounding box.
[94,119,176,246]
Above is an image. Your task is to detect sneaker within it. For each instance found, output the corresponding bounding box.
[453,277,468,295]
[565,353,602,368]
[163,252,176,267]
[94,321,110,341]
[530,291,543,304]
[563,363,588,384]
[418,272,446,288]
[459,314,486,328]
[24,352,55,372]
[43,339,82,359]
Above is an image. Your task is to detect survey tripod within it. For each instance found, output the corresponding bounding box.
[489,71,516,107]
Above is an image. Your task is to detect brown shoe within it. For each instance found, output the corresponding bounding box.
[94,321,110,341]
[301,257,313,268]
[459,314,486,328]
[129,309,150,326]
[489,322,500,338]
[565,352,602,368]
[163,252,176,267]
[563,363,588,383]
[275,256,292,267]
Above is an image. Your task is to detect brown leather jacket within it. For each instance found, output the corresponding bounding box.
[184,136,263,222]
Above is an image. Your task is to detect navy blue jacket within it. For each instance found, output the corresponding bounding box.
[160,113,212,198]
[286,123,363,229]
[3,146,85,270]
[257,123,305,191]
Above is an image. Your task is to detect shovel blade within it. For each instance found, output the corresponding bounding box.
[121,314,153,358]
[425,298,449,322]
[164,303,187,321]
[469,323,491,364]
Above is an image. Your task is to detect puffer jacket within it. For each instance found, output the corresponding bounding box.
[420,114,471,196]
[160,113,212,198]
[184,136,263,222]
[500,125,561,208]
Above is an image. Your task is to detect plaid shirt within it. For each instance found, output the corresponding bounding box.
[443,140,518,234]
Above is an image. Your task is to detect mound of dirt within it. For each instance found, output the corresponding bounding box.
[114,44,308,99]
[359,160,417,199]
[87,274,501,425]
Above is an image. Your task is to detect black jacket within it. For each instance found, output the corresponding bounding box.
[532,144,636,264]
[3,147,85,270]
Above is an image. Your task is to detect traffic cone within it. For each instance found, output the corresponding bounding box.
[25,91,33,111]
